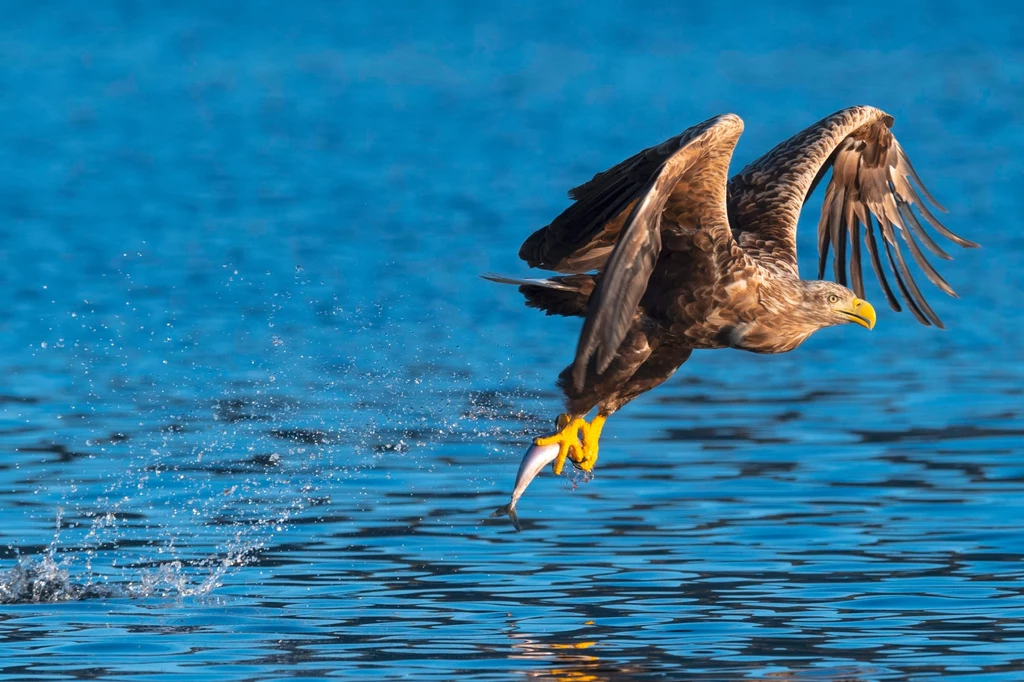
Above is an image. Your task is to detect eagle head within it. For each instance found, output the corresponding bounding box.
[799,280,877,330]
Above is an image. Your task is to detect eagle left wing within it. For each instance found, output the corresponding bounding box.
[727,106,978,328]
[520,119,737,274]
[572,114,744,390]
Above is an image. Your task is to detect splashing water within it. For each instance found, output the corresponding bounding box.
[1,289,543,604]
[1,492,282,604]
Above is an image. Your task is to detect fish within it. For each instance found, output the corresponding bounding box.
[489,442,561,531]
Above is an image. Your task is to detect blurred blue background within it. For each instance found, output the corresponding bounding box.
[1,1,1022,680]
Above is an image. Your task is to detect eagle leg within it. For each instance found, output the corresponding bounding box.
[534,413,606,475]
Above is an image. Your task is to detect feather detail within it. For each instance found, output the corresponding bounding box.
[730,106,976,327]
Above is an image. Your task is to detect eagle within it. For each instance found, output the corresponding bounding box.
[485,106,977,476]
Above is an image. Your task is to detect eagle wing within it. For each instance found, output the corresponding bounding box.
[520,115,740,275]
[727,105,978,328]
[568,114,744,390]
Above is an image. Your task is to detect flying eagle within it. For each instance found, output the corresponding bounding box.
[486,106,977,475]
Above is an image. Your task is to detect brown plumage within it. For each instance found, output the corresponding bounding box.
[487,106,977,472]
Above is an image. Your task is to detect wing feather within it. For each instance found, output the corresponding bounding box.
[729,106,977,327]
[863,212,902,312]
[829,183,847,285]
[892,183,952,259]
[895,203,956,295]
[881,231,932,326]
[847,203,865,298]
[823,129,974,326]
[571,114,744,390]
[816,185,833,281]
[522,119,738,273]
[578,190,663,377]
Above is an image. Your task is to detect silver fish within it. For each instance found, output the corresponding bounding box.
[489,442,561,531]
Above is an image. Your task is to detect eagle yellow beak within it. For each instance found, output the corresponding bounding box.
[841,297,876,330]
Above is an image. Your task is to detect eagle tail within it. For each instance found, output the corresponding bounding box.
[481,273,595,318]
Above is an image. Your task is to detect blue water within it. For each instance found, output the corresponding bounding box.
[1,1,1022,679]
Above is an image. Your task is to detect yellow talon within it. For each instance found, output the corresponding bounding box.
[576,414,606,473]
[534,413,607,475]
[535,413,583,475]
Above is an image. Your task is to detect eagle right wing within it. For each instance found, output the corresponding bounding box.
[727,106,978,327]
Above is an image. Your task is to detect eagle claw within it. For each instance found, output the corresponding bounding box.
[534,413,606,475]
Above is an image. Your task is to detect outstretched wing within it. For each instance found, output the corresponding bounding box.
[727,105,978,328]
[571,114,744,390]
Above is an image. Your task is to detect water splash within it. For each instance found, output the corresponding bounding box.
[0,504,274,604]
[1,304,539,604]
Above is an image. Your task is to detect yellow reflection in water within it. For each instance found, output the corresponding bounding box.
[507,618,616,682]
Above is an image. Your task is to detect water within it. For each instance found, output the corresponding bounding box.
[1,1,1022,679]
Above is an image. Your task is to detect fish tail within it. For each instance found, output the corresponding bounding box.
[489,503,522,532]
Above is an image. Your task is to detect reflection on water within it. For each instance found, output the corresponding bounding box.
[1,0,1023,680]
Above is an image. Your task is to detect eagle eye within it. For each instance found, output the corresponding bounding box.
[828,294,839,304]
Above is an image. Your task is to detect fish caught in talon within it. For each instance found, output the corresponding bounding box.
[532,412,605,475]
[490,442,561,531]
[491,420,602,531]
[534,413,584,475]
